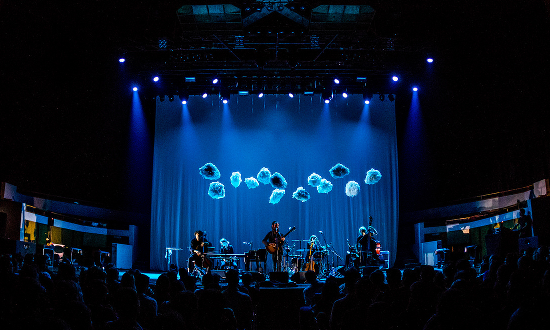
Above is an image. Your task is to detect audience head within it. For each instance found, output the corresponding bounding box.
[305,270,317,283]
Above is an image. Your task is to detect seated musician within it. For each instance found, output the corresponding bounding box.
[219,238,234,254]
[305,235,321,274]
[190,230,211,271]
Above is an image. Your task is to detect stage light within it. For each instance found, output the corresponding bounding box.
[392,76,399,82]
[202,93,208,98]
[342,92,348,98]
[289,93,294,98]
[220,91,230,103]
[427,58,434,63]
[322,90,332,104]
[258,92,264,98]
[334,78,340,84]
[180,93,189,104]
[132,86,138,92]
[388,94,395,102]
[363,92,373,104]
[413,87,418,92]
[119,58,125,63]
[213,78,219,84]
[153,76,159,82]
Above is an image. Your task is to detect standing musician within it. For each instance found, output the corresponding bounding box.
[190,230,211,272]
[357,225,380,266]
[262,221,286,272]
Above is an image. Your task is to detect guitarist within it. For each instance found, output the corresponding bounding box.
[262,221,286,272]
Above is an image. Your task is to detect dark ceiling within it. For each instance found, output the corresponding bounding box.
[1,1,550,213]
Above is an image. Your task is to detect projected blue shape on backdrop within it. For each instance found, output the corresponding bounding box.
[208,182,225,199]
[245,177,259,189]
[270,172,287,189]
[317,179,333,193]
[364,168,382,185]
[329,163,350,178]
[269,189,286,204]
[345,181,360,197]
[230,172,242,188]
[307,173,322,187]
[257,167,271,185]
[292,187,310,202]
[199,163,221,180]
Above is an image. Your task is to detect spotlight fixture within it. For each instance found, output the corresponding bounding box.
[322,90,332,104]
[288,93,294,98]
[342,92,348,98]
[334,78,340,84]
[427,58,434,63]
[119,58,126,63]
[388,94,395,102]
[392,76,399,82]
[179,93,189,104]
[202,93,208,98]
[363,92,373,104]
[212,78,219,84]
[220,91,230,104]
[132,86,138,92]
[258,92,264,98]
[412,87,418,92]
[153,76,159,82]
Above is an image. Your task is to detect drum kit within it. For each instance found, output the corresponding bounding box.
[285,239,330,276]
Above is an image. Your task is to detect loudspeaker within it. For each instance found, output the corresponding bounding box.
[290,271,307,283]
[211,269,226,279]
[518,236,538,253]
[269,271,289,283]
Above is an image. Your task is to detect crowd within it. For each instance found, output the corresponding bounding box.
[1,246,550,330]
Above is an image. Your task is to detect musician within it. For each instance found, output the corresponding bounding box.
[357,226,379,266]
[220,238,234,254]
[305,235,321,274]
[190,230,211,271]
[262,221,285,272]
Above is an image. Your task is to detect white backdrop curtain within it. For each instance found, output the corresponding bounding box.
[150,94,399,271]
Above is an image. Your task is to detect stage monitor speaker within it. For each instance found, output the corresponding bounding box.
[518,236,538,253]
[290,271,307,283]
[269,271,289,283]
[211,269,226,279]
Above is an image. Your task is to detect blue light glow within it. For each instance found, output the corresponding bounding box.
[427,58,434,63]
[413,87,418,92]
[223,99,228,104]
[324,99,330,104]
[365,100,370,104]
[132,87,138,92]
[289,93,294,98]
[342,92,348,98]
[334,78,340,84]
[202,93,208,98]
[153,76,159,82]
[119,58,125,63]
[258,92,264,98]
[213,78,219,84]
[182,100,187,105]
[392,76,399,82]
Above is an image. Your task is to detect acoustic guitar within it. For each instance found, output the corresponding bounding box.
[266,226,296,254]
